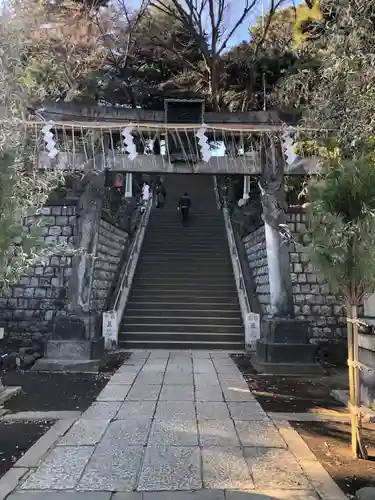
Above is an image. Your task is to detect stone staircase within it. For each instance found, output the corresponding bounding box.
[119,174,244,350]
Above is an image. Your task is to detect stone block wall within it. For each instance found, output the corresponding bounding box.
[90,219,129,311]
[243,226,270,315]
[0,205,76,338]
[287,208,346,341]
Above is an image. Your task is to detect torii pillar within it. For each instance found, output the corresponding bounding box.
[251,136,321,374]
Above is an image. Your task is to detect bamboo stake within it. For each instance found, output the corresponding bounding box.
[351,304,368,460]
[347,307,358,458]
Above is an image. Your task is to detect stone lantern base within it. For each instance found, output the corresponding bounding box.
[251,318,324,375]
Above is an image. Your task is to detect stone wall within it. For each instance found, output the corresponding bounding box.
[0,205,76,338]
[243,226,270,315]
[90,219,129,312]
[287,207,346,341]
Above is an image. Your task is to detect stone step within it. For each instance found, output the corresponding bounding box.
[132,277,235,285]
[124,307,241,318]
[130,283,237,292]
[118,339,244,350]
[121,315,243,325]
[143,238,226,244]
[141,244,227,250]
[126,301,241,311]
[133,270,235,277]
[128,298,239,308]
[119,331,244,342]
[139,252,230,259]
[120,323,243,334]
[129,290,238,299]
[135,261,233,268]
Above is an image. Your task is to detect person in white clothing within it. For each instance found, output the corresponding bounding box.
[140,182,151,213]
[142,182,150,201]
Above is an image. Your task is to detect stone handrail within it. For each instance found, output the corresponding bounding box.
[113,196,153,316]
[223,203,251,319]
[102,196,153,347]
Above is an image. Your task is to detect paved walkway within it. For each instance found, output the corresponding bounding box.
[5,351,346,499]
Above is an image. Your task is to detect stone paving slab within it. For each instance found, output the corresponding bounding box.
[211,358,236,367]
[147,351,170,358]
[193,366,217,376]
[142,491,225,500]
[214,365,242,375]
[81,402,122,420]
[234,421,287,448]
[116,401,157,420]
[136,372,164,384]
[202,447,254,490]
[96,384,131,402]
[110,373,139,384]
[223,388,256,403]
[227,402,269,421]
[194,374,220,387]
[8,493,112,500]
[57,419,110,446]
[126,384,161,401]
[166,364,193,374]
[154,401,195,420]
[148,419,198,446]
[111,494,142,500]
[142,362,168,372]
[20,446,94,490]
[196,402,230,420]
[159,384,194,401]
[115,365,143,375]
[164,372,194,385]
[103,419,152,445]
[218,377,252,391]
[244,447,311,490]
[195,386,224,402]
[191,352,212,359]
[199,419,240,447]
[78,445,144,491]
[138,446,201,491]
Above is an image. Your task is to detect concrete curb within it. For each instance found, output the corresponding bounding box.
[14,419,76,468]
[0,418,76,499]
[268,411,350,422]
[0,468,28,500]
[273,420,347,500]
[2,411,81,421]
[0,387,21,406]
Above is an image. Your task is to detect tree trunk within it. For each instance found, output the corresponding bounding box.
[209,59,219,112]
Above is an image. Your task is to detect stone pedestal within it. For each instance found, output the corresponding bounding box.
[33,315,104,373]
[252,318,323,375]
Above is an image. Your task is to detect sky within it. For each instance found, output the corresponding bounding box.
[126,0,301,48]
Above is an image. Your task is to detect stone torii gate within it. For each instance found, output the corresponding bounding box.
[34,99,321,372]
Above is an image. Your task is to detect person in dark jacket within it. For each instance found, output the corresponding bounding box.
[177,192,192,226]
